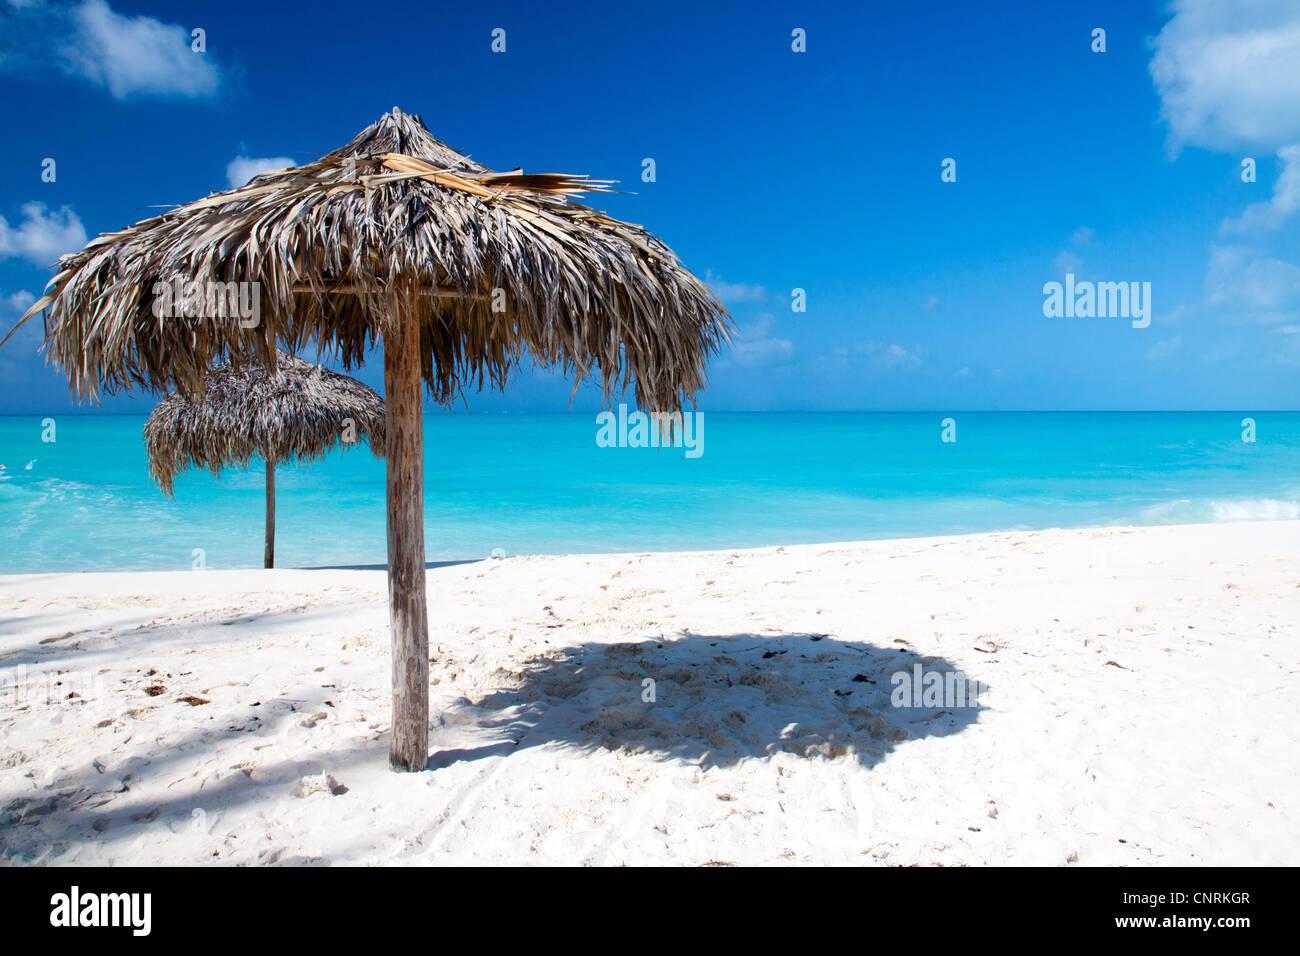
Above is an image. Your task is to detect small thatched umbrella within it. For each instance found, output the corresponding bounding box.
[144,352,384,569]
[5,108,729,771]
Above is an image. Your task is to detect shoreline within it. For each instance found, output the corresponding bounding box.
[2,516,1298,578]
[2,519,1297,865]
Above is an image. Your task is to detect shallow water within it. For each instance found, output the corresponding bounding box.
[0,411,1296,572]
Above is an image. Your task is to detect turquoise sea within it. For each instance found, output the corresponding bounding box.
[1,411,1297,573]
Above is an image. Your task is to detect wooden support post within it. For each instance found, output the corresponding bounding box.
[264,459,275,569]
[383,308,430,771]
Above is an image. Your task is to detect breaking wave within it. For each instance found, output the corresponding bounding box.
[1140,496,1300,524]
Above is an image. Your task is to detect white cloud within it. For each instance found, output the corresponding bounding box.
[1150,0,1300,152]
[5,290,37,313]
[704,270,767,304]
[953,366,971,377]
[227,155,296,188]
[68,0,220,99]
[1222,144,1300,232]
[922,295,939,310]
[1071,226,1095,245]
[0,0,221,99]
[1153,8,1300,337]
[0,202,88,266]
[1204,242,1300,320]
[729,312,793,367]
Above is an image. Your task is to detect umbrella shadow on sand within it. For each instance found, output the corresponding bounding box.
[430,631,988,771]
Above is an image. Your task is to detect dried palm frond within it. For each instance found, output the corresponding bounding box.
[13,108,730,410]
[143,351,384,494]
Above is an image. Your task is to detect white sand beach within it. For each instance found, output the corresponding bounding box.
[1,520,1297,866]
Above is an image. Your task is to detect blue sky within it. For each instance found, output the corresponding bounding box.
[1,0,1298,413]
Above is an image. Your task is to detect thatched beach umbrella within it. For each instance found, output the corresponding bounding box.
[144,352,385,569]
[6,108,729,771]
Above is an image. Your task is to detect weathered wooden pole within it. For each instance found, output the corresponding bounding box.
[383,303,430,771]
[264,459,276,569]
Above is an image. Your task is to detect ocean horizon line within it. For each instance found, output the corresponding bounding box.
[2,408,1298,418]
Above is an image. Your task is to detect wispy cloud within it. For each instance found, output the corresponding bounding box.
[1203,341,1241,363]
[1053,251,1082,274]
[0,288,43,373]
[1221,144,1300,233]
[876,343,923,371]
[1204,242,1300,321]
[825,340,924,372]
[0,0,222,100]
[704,270,767,304]
[0,202,88,267]
[1146,335,1183,360]
[1052,226,1092,275]
[227,155,296,188]
[729,312,793,367]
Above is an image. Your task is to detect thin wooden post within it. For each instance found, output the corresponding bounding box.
[264,459,275,569]
[383,307,430,771]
